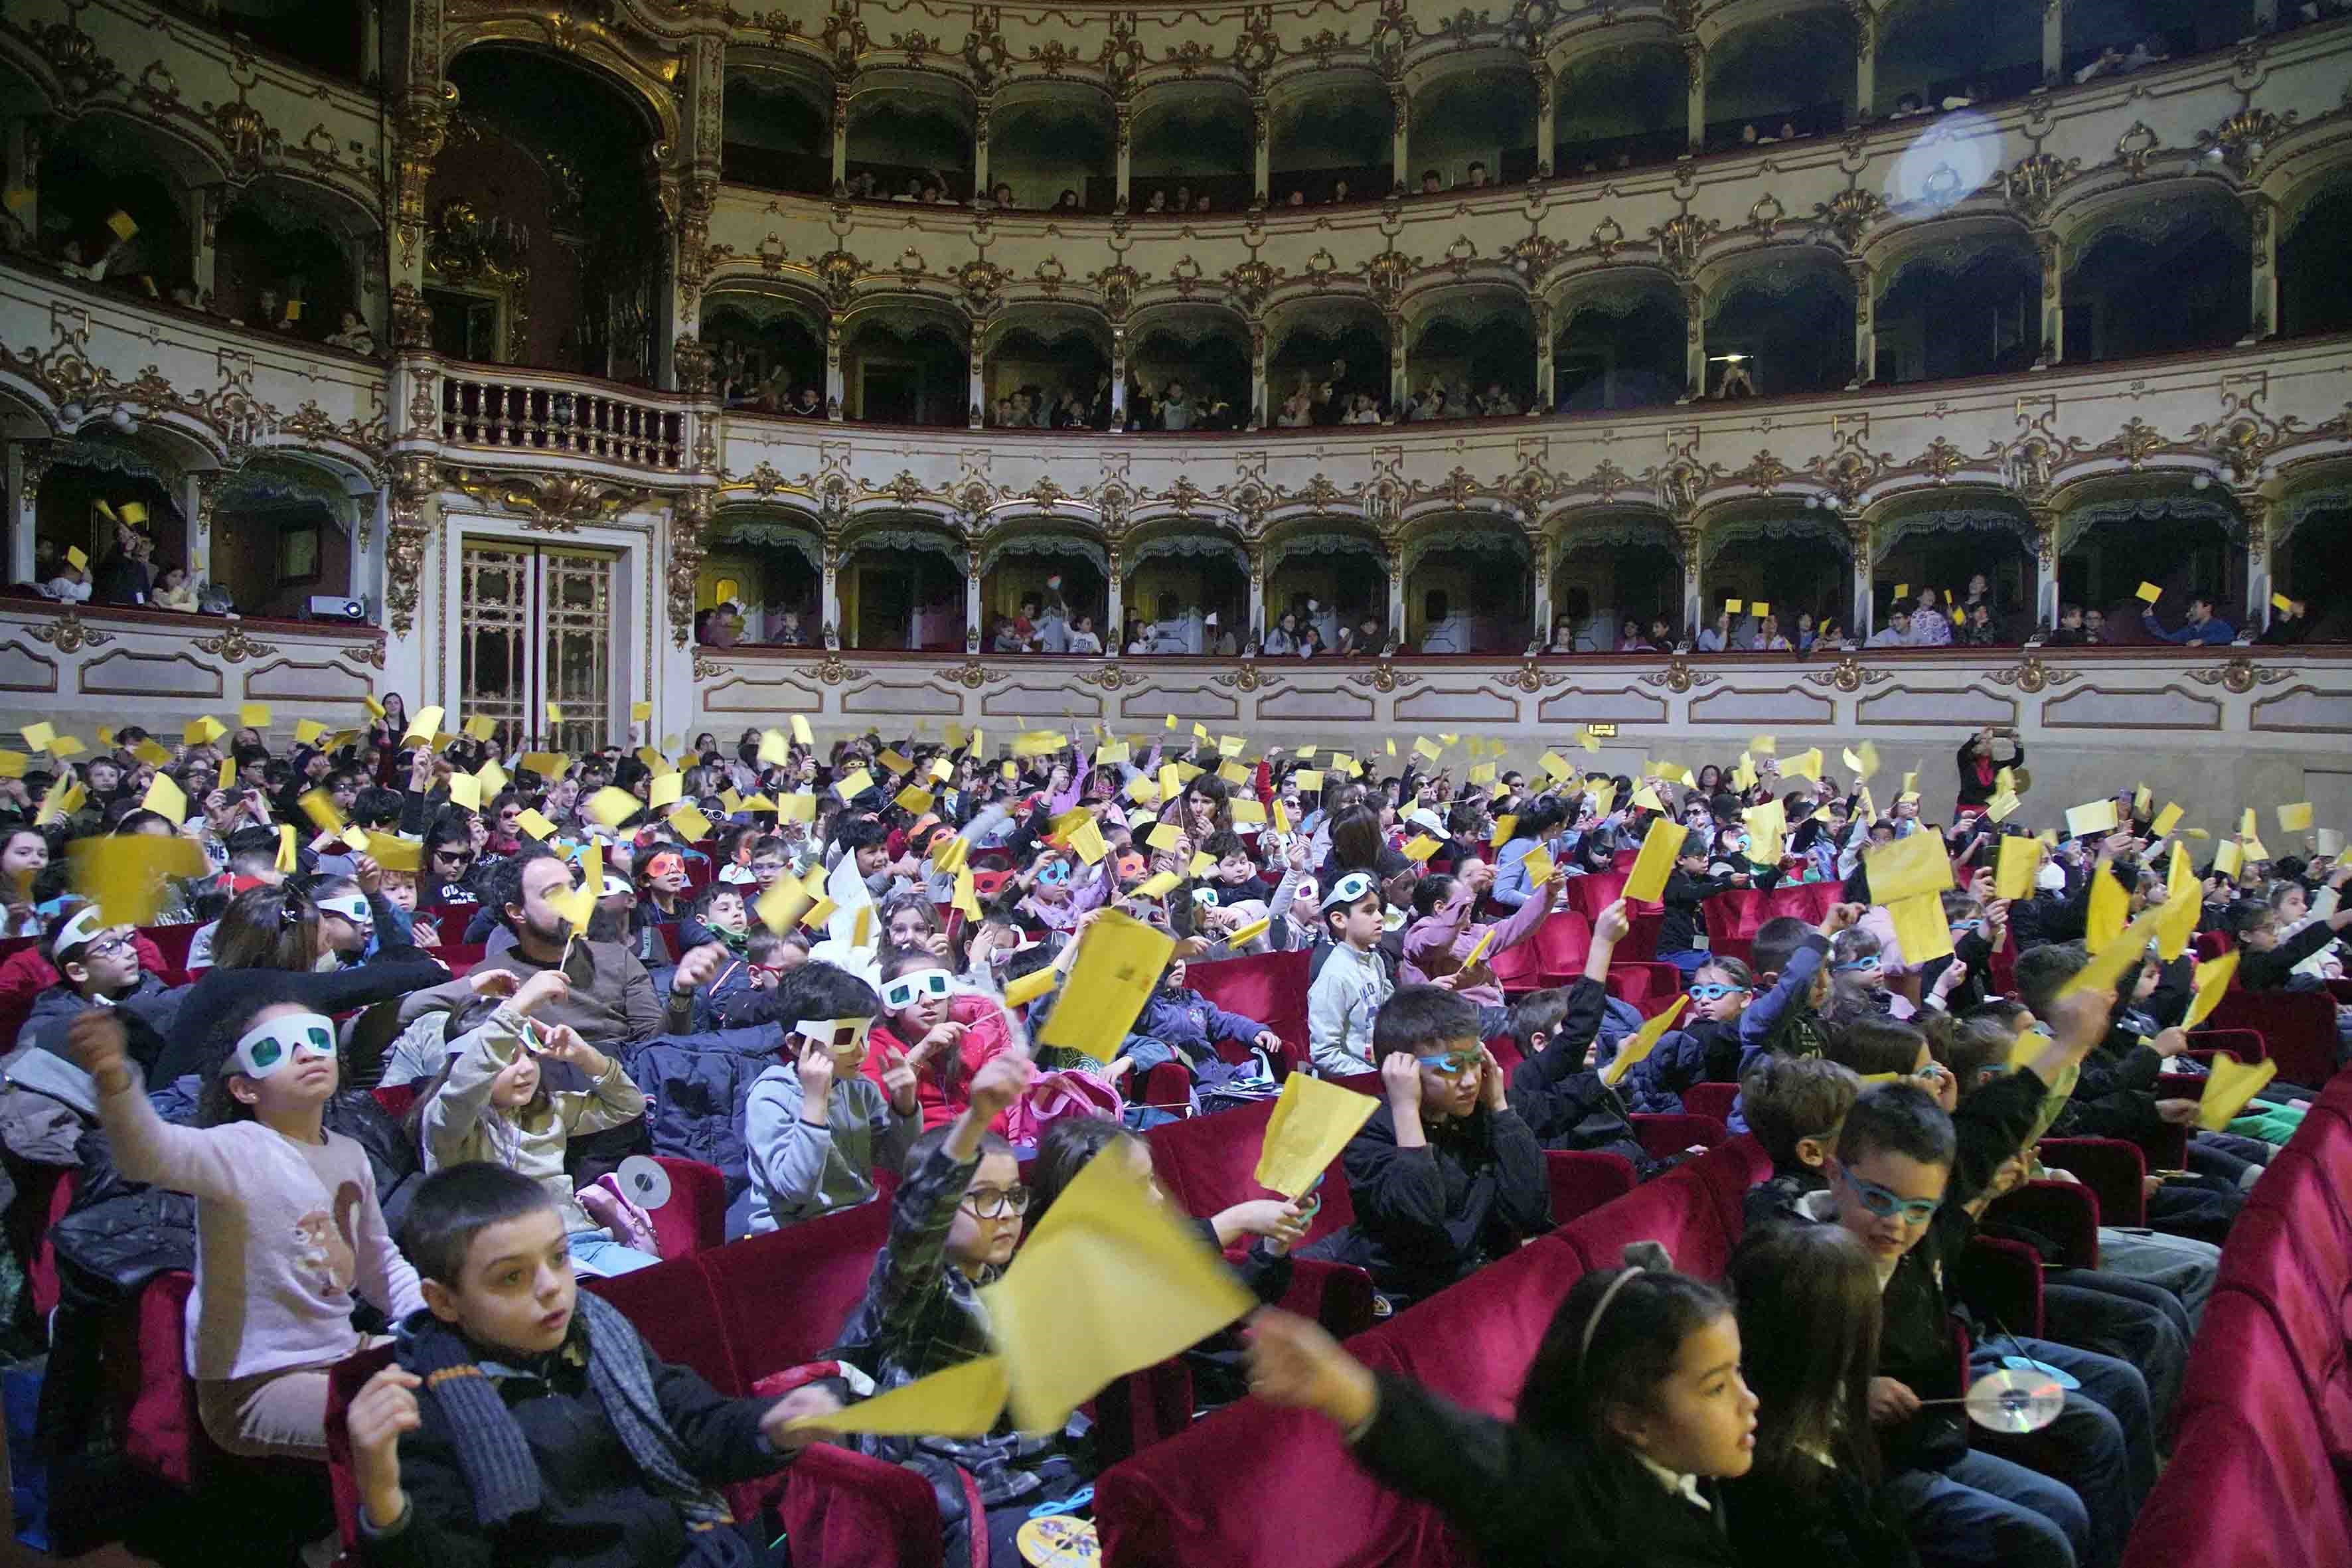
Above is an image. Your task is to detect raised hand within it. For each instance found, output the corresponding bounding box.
[795,1035,836,1107]
[1593,898,1632,945]
[1379,1051,1423,1111]
[347,1365,424,1528]
[876,1045,921,1113]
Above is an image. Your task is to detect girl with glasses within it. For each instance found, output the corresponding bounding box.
[1618,956,1759,1117]
[866,946,1023,1133]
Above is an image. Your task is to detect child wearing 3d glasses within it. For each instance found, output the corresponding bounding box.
[70,992,424,1463]
[416,967,656,1275]
[866,945,1023,1131]
[745,961,924,1230]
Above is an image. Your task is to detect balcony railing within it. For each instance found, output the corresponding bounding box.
[438,372,689,473]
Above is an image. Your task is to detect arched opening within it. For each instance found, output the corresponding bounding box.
[1705,254,1855,396]
[435,46,666,379]
[2280,174,2352,338]
[1130,305,1253,431]
[209,0,366,81]
[2063,0,2247,76]
[1704,7,1857,151]
[1131,82,1253,214]
[1875,0,2043,117]
[979,525,1109,652]
[214,182,368,346]
[2274,484,2352,641]
[1410,58,1537,191]
[1552,275,1687,412]
[210,459,359,619]
[1403,514,1532,651]
[990,85,1116,212]
[840,519,966,650]
[722,60,832,196]
[1122,524,1250,654]
[1269,75,1391,206]
[1870,493,2040,641]
[1550,512,1684,649]
[33,116,204,299]
[845,74,976,202]
[1874,232,2039,383]
[1553,42,1688,175]
[840,301,969,426]
[1267,300,1389,424]
[2057,484,2245,637]
[1265,522,1388,652]
[1404,288,1536,419]
[702,511,824,645]
[2063,191,2250,362]
[984,307,1111,429]
[32,436,191,608]
[702,290,827,412]
[1703,508,1853,643]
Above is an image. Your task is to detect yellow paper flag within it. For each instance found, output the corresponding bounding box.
[1994,836,2043,902]
[1623,819,1689,903]
[1601,995,1689,1087]
[1003,967,1059,1010]
[1782,747,1823,783]
[2059,903,2164,999]
[755,878,813,935]
[67,835,207,927]
[2084,869,2128,955]
[515,808,558,841]
[2278,802,2314,833]
[238,703,271,729]
[298,788,346,834]
[2150,803,2184,840]
[1069,817,1108,865]
[2135,581,2162,605]
[1225,915,1272,948]
[1036,909,1174,1063]
[183,716,226,746]
[1521,845,1556,886]
[784,1355,1009,1438]
[667,804,713,844]
[1742,799,1786,866]
[2196,1049,2274,1132]
[2213,838,2244,878]
[1866,831,1953,905]
[583,787,641,830]
[2183,950,2239,1033]
[405,705,444,743]
[141,774,187,826]
[1402,834,1442,864]
[275,824,297,873]
[1256,1075,1378,1198]
[364,832,423,872]
[295,719,330,745]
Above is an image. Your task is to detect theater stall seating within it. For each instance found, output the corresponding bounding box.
[2207,987,2337,1089]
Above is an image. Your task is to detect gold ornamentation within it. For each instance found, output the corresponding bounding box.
[384,453,439,639]
[945,661,993,688]
[1638,656,1717,693]
[812,653,853,685]
[1075,663,1138,690]
[1348,662,1419,694]
[2113,121,2160,178]
[1213,665,1275,693]
[343,641,387,670]
[2197,108,2294,179]
[2001,153,2080,224]
[692,654,726,680]
[1987,657,2079,693]
[1812,189,1887,251]
[1801,657,1889,693]
[191,625,279,665]
[2185,659,2292,694]
[29,608,114,654]
[668,489,713,649]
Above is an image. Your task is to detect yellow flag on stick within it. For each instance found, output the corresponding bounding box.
[1036,909,1172,1063]
[1601,996,1689,1087]
[1256,1075,1378,1199]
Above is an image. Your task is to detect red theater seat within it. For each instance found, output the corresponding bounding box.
[1188,949,1310,1061]
[2207,987,2336,1089]
[1545,1149,1635,1222]
[1527,909,1593,985]
[1604,960,1684,1017]
[1682,1081,1741,1125]
[1559,1165,1733,1281]
[1699,889,1772,965]
[698,1201,891,1389]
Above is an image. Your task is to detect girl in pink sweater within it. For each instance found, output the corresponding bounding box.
[73,996,424,1462]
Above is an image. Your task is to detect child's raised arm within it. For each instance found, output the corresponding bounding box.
[73,1011,242,1201]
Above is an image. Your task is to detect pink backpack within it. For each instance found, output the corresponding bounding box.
[1000,1066,1126,1146]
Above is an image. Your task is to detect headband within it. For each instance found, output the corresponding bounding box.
[1579,1241,1675,1372]
[52,906,108,960]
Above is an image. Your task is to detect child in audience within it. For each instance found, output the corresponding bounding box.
[1400,860,1559,1038]
[681,882,749,956]
[825,1052,1096,1564]
[1826,927,1899,1022]
[418,969,656,1276]
[1736,904,1857,1077]
[1306,872,1395,1077]
[1246,1247,1757,1567]
[1308,984,1549,1307]
[866,945,1020,1131]
[1130,955,1287,1079]
[1505,902,1654,1172]
[1739,1054,1863,1229]
[744,961,923,1230]
[1723,1223,1918,1566]
[1823,1017,1958,1109]
[71,995,424,1462]
[692,928,806,1030]
[343,1164,831,1568]
[1620,955,1755,1113]
[1657,845,1769,977]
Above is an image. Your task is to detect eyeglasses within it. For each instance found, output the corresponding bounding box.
[435,848,474,865]
[1841,1168,1941,1226]
[1833,954,1883,974]
[960,1184,1032,1219]
[1415,1051,1482,1077]
[85,934,134,959]
[1687,982,1750,1002]
[1949,918,1985,935]
[879,969,954,1011]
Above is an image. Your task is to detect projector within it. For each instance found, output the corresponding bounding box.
[303,595,368,622]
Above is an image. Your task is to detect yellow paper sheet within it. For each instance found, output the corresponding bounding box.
[2058,903,2164,999]
[141,775,187,826]
[981,1153,1253,1434]
[2183,951,2239,1033]
[1255,1075,1379,1198]
[757,730,793,767]
[1994,836,2044,902]
[520,752,569,779]
[1742,799,1787,866]
[2084,869,2128,955]
[1601,995,1689,1087]
[67,835,207,927]
[1231,797,1267,826]
[1866,831,1954,905]
[1135,870,1181,901]
[1036,909,1174,1063]
[775,793,817,823]
[295,719,329,745]
[787,714,815,748]
[1402,834,1442,864]
[2278,802,2314,833]
[650,773,682,809]
[2066,799,2120,836]
[755,878,813,935]
[896,785,935,815]
[1622,819,1689,903]
[404,705,444,743]
[2150,803,2184,839]
[1217,761,1251,787]
[364,832,423,872]
[834,767,875,801]
[1003,967,1059,1010]
[931,832,969,874]
[1331,753,1358,779]
[2135,581,2162,604]
[238,702,270,728]
[2197,1050,2275,1133]
[2213,838,2243,878]
[1069,817,1109,866]
[785,1355,1010,1439]
[298,788,347,834]
[275,824,297,873]
[516,808,558,840]
[183,716,225,747]
[1782,747,1823,782]
[1224,915,1271,947]
[1521,845,1556,886]
[584,787,642,829]
[1885,892,1955,966]
[668,805,713,844]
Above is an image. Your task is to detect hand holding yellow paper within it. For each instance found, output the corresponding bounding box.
[364,832,423,872]
[1622,819,1688,903]
[1994,836,2044,902]
[2182,951,2238,1032]
[1884,892,1954,966]
[1036,909,1174,1063]
[2066,799,2120,836]
[1865,831,1954,905]
[783,1356,1010,1438]
[67,835,208,927]
[2197,1051,2276,1133]
[1601,995,1688,1087]
[2084,868,2128,955]
[1255,1075,1379,1198]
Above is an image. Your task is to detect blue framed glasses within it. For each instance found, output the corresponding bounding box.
[1415,1052,1482,1077]
[1834,953,1883,975]
[1842,1168,1941,1225]
[1949,918,1985,936]
[1687,982,1750,1002]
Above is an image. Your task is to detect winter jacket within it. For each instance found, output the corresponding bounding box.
[14,976,183,1073]
[742,1061,921,1231]
[1308,943,1393,1077]
[1619,1017,1747,1115]
[865,993,1020,1133]
[1508,977,1654,1172]
[619,1026,791,1203]
[1318,1099,1550,1305]
[0,933,173,1067]
[1131,988,1271,1067]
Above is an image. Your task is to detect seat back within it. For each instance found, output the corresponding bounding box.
[1146,1093,1360,1241]
[1604,960,1684,1017]
[1560,1164,1734,1280]
[645,1156,730,1258]
[1699,889,1773,963]
[1363,1234,1588,1416]
[1545,1149,1636,1223]
[2207,986,2337,1087]
[1189,949,1311,1055]
[1563,872,1628,922]
[325,1343,400,1546]
[698,1200,892,1386]
[1766,882,1842,924]
[583,1252,745,1393]
[1527,909,1593,984]
[1682,1081,1741,1125]
[137,923,199,975]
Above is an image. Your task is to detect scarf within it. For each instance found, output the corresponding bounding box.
[395,1291,735,1534]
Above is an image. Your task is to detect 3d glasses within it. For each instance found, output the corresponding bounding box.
[880,969,955,1012]
[793,1016,874,1059]
[226,1010,337,1080]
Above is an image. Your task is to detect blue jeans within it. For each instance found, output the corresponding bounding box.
[568,1229,660,1277]
[1970,1336,2152,1568]
[1887,1448,2089,1568]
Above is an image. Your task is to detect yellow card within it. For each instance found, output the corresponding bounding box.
[1385,740,1398,759]
[583,787,641,829]
[287,719,327,747]
[755,878,813,935]
[141,774,187,826]
[644,772,681,810]
[272,823,296,873]
[238,703,271,729]
[1630,784,1665,813]
[767,793,811,823]
[515,807,558,840]
[183,716,226,746]
[1412,737,1442,762]
[2196,1050,2275,1132]
[1095,742,1132,767]
[1994,836,2043,902]
[1273,799,1292,835]
[785,714,815,749]
[1743,799,1787,866]
[757,730,793,767]
[1293,769,1324,794]
[1488,813,1518,848]
[1403,834,1442,864]
[1217,735,1246,759]
[1136,870,1181,901]
[629,701,653,724]
[2065,799,2120,837]
[1256,1074,1379,1198]
[1146,823,1186,852]
[1782,747,1822,783]
[544,702,566,726]
[0,751,22,779]
[1068,817,1109,865]
[2278,802,2313,833]
[1578,728,1601,753]
[298,788,346,834]
[1230,797,1267,825]
[2135,581,2162,605]
[2058,903,2164,999]
[364,832,423,872]
[1885,891,1954,966]
[834,767,874,801]
[2184,951,2240,1034]
[446,773,483,811]
[2084,869,2128,954]
[1522,845,1556,886]
[1004,967,1059,1010]
[2150,802,2183,839]
[1867,832,1954,905]
[1538,751,1574,782]
[894,784,933,815]
[1036,909,1174,1063]
[784,1354,1009,1438]
[66,835,207,927]
[982,1150,1253,1435]
[1724,599,1743,614]
[1224,915,1271,947]
[1331,753,1358,779]
[1601,995,1689,1087]
[362,694,386,720]
[1217,761,1251,787]
[1623,818,1689,903]
[2213,838,2243,878]
[1752,601,1770,617]
[405,705,444,742]
[105,209,137,241]
[1159,763,1184,801]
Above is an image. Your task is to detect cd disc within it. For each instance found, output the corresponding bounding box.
[1016,1516,1099,1566]
[615,1154,673,1212]
[1964,1366,2065,1434]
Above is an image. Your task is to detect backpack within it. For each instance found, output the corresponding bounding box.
[1000,1067,1124,1146]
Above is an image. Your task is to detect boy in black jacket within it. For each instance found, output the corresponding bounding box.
[1505,901,1655,1174]
[1314,984,1550,1308]
[349,1164,832,1568]
[1783,985,2148,1568]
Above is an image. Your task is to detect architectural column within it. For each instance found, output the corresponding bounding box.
[1386,312,1408,412]
[387,17,451,355]
[831,82,850,191]
[824,313,846,418]
[1383,538,1405,643]
[965,547,983,653]
[821,543,842,649]
[360,0,383,84]
[1528,532,1552,649]
[7,441,44,586]
[2041,0,2065,88]
[1685,39,1707,151]
[1854,1,1878,119]
[2242,495,2273,632]
[1533,69,1555,179]
[1849,259,1875,388]
[1846,514,1873,640]
[1389,81,1411,194]
[189,187,221,303]
[1247,545,1265,649]
[1114,100,1133,210]
[2035,230,2062,367]
[1251,96,1270,206]
[1104,546,1123,647]
[1533,299,1555,412]
[2245,193,2276,343]
[1110,324,1129,427]
[973,96,991,202]
[668,32,726,397]
[1682,282,1707,401]
[2,119,37,254]
[1678,524,1703,641]
[967,331,986,430]
[181,471,213,590]
[2030,507,2060,630]
[1249,319,1268,429]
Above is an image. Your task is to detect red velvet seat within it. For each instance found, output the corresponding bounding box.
[1188,949,1310,1059]
[325,1343,399,1548]
[1618,906,1664,962]
[1526,909,1593,986]
[1699,888,1772,966]
[23,1164,78,1320]
[1363,1235,1588,1416]
[643,1156,730,1259]
[697,1200,892,1389]
[2037,1137,2148,1227]
[2185,1028,2266,1063]
[1561,872,1628,923]
[2119,1405,2351,1568]
[1686,1136,1772,1241]
[2204,1227,2352,1463]
[137,922,199,975]
[1603,959,1684,1016]
[116,1271,210,1490]
[582,1251,744,1393]
[1629,1112,1727,1159]
[1682,1081,1741,1125]
[1484,930,1547,995]
[1766,882,1842,924]
[1559,1164,1733,1280]
[1545,1148,1635,1222]
[2206,987,2336,1087]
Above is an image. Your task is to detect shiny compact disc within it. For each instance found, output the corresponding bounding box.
[1964,1366,2065,1433]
